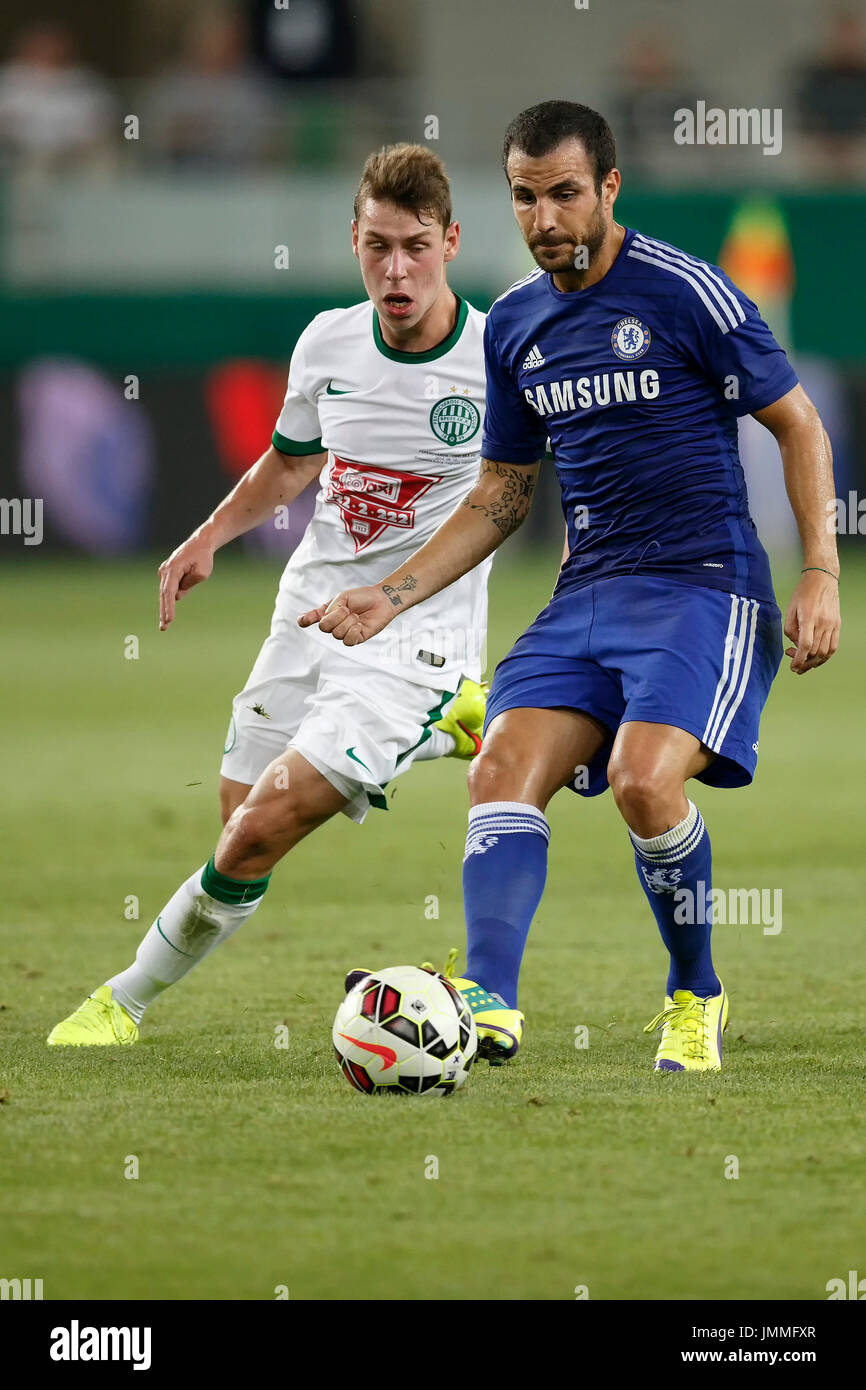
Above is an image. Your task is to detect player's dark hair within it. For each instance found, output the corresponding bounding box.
[354,143,452,231]
[502,101,616,192]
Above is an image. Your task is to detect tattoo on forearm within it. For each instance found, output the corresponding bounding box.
[382,574,417,608]
[462,459,538,536]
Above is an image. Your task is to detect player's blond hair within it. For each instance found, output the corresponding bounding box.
[353,143,452,232]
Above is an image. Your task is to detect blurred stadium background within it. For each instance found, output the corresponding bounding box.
[2,0,865,1305]
[0,0,864,560]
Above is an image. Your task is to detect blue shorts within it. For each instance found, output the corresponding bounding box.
[484,576,783,795]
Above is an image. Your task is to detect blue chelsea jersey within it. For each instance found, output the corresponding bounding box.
[481,227,799,604]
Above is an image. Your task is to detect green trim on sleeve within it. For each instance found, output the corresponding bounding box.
[272,429,323,455]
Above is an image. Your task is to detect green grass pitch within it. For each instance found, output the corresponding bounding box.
[1,549,864,1300]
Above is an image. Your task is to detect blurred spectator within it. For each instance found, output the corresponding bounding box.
[250,0,359,83]
[796,11,866,182]
[614,32,704,183]
[144,10,278,169]
[248,0,364,167]
[0,23,114,175]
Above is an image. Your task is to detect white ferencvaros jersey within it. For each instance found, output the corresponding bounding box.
[271,295,491,690]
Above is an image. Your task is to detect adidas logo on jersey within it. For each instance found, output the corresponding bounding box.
[521,344,545,370]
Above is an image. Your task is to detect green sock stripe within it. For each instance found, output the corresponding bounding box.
[201,856,271,906]
[156,916,195,958]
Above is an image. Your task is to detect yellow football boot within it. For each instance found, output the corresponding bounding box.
[643,983,728,1072]
[47,985,139,1047]
[434,679,488,759]
[422,949,524,1065]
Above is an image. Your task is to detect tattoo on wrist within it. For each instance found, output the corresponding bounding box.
[382,574,417,607]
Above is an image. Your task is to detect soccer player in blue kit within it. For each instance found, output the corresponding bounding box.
[302,102,841,1072]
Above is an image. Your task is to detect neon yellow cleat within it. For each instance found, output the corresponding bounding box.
[47,985,139,1047]
[643,983,728,1072]
[422,948,524,1065]
[434,679,488,759]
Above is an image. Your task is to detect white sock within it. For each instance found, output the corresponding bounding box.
[106,863,268,1023]
[628,800,702,858]
[413,727,455,760]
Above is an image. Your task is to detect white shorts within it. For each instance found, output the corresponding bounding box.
[220,611,458,824]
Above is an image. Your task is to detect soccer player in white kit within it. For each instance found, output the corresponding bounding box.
[48,145,494,1045]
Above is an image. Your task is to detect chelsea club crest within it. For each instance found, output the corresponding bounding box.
[611,316,651,360]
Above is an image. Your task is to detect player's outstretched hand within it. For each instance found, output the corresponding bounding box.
[784,569,841,674]
[158,535,215,630]
[298,585,396,646]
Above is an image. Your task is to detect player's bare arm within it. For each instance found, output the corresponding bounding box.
[753,384,841,674]
[158,444,325,630]
[298,456,541,645]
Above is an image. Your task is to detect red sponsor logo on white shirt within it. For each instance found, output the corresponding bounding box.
[325,457,442,552]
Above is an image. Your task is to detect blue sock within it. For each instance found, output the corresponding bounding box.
[463,801,550,1009]
[629,801,720,998]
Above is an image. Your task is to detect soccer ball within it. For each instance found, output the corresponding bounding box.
[333,965,478,1096]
